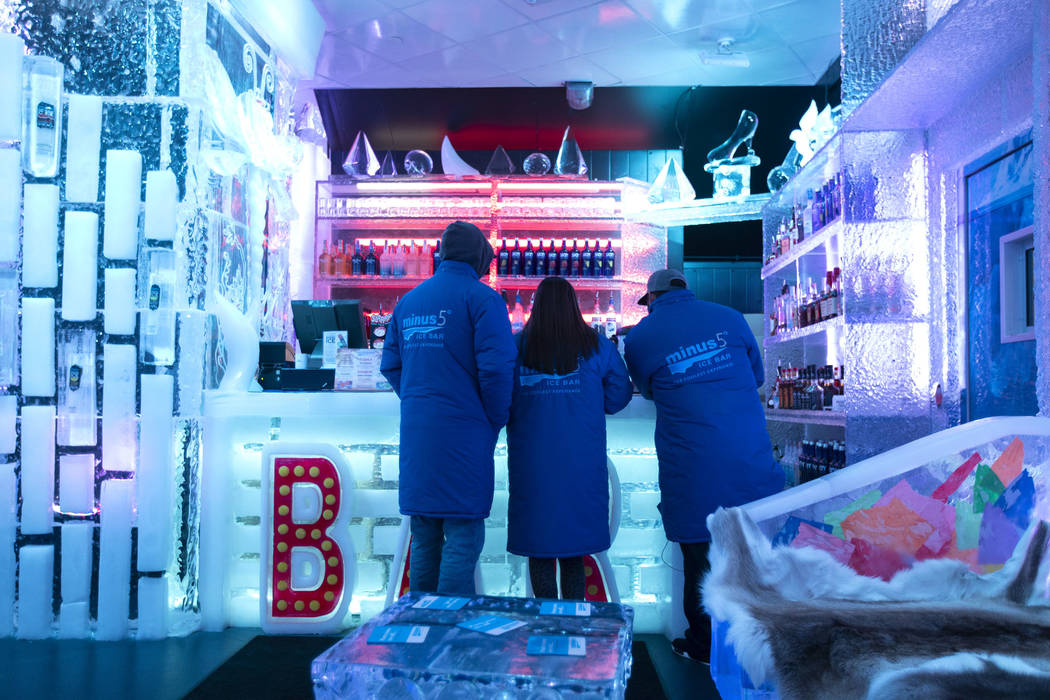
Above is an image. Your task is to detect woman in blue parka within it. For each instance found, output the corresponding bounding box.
[506,277,633,600]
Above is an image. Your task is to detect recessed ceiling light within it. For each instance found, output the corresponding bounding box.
[700,37,750,68]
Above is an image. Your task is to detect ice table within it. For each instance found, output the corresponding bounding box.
[311,592,634,699]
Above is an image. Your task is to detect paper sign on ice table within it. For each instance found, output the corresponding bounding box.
[413,595,470,611]
[540,601,591,616]
[526,635,587,657]
[368,625,430,644]
[457,615,526,636]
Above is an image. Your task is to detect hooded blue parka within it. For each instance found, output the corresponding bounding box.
[624,289,783,542]
[380,222,517,519]
[506,332,633,558]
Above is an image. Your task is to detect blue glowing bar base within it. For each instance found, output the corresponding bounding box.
[312,592,634,699]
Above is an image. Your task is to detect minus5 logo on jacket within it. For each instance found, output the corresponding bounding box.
[664,332,729,375]
[401,310,451,338]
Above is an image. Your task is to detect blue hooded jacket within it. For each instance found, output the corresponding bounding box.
[624,289,783,542]
[506,332,633,558]
[381,223,516,519]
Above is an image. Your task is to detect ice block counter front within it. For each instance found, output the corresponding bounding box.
[198,177,674,635]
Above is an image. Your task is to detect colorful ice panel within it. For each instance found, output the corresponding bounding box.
[749,417,1050,581]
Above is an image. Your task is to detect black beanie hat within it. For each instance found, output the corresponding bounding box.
[439,220,494,277]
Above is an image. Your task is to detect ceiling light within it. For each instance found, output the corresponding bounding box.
[700,38,750,68]
[565,81,594,110]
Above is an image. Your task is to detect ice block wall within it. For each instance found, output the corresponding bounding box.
[2,0,304,639]
[840,0,928,110]
[1035,3,1050,417]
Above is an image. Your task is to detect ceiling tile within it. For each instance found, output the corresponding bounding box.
[516,56,622,86]
[537,0,659,55]
[399,45,508,83]
[761,73,816,86]
[737,45,813,84]
[339,11,455,63]
[625,64,717,86]
[666,17,783,55]
[379,0,428,8]
[624,0,753,34]
[759,0,840,43]
[402,0,529,43]
[312,0,389,32]
[495,0,607,21]
[462,23,577,73]
[793,33,840,79]
[315,41,399,80]
[586,36,704,83]
[460,73,537,87]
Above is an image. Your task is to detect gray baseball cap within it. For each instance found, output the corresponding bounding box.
[638,268,688,305]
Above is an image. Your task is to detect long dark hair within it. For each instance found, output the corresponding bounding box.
[520,277,599,374]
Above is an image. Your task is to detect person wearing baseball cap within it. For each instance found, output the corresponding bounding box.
[623,268,783,664]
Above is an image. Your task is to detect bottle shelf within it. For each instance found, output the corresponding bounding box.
[625,193,770,227]
[317,276,433,288]
[764,315,844,347]
[498,218,623,232]
[761,217,842,280]
[327,218,490,230]
[765,409,846,427]
[494,276,623,290]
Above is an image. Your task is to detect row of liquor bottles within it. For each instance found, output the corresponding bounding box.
[767,363,844,412]
[497,238,617,278]
[316,238,620,280]
[769,269,842,336]
[766,172,843,266]
[778,440,847,486]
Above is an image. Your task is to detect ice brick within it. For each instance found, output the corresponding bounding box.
[354,561,385,594]
[20,406,56,535]
[17,545,54,639]
[638,564,669,595]
[97,479,133,640]
[629,492,662,522]
[609,528,666,558]
[59,454,95,515]
[354,489,399,519]
[372,526,401,557]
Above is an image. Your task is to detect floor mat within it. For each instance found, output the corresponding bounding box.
[189,636,666,699]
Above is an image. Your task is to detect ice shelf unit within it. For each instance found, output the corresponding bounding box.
[314,177,666,330]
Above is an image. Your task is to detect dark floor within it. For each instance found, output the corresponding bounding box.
[0,630,717,699]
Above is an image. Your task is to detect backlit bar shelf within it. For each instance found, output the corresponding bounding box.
[319,276,434,288]
[763,315,844,347]
[498,218,623,231]
[761,217,843,279]
[625,193,771,227]
[765,409,846,427]
[495,277,623,290]
[330,219,489,230]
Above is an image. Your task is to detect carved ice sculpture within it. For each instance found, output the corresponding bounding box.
[705,110,760,199]
[440,135,479,176]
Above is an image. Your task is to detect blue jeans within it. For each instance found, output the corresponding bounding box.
[409,516,485,596]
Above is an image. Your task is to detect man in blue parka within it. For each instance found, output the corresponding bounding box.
[624,268,784,663]
[380,221,516,596]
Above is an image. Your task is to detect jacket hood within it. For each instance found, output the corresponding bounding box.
[440,221,493,276]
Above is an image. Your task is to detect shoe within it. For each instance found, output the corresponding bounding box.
[672,636,710,666]
[705,110,761,171]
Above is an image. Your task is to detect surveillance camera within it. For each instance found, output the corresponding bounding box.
[565,81,594,110]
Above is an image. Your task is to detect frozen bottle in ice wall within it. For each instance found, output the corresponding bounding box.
[23,56,63,178]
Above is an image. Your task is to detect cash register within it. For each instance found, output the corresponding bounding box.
[258,300,368,391]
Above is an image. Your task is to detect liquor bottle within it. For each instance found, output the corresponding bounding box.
[497,239,510,276]
[604,296,617,340]
[365,242,378,276]
[333,241,347,278]
[535,239,548,277]
[557,239,570,277]
[318,241,331,279]
[406,242,419,277]
[23,56,63,178]
[812,188,824,232]
[526,293,534,322]
[351,241,363,276]
[431,240,441,275]
[511,292,525,333]
[580,240,593,277]
[802,189,815,239]
[570,239,581,277]
[833,267,842,316]
[591,292,603,333]
[523,240,536,277]
[603,240,616,278]
[510,240,522,276]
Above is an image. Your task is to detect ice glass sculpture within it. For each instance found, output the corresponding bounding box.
[343,130,380,178]
[404,149,434,177]
[0,268,16,387]
[554,126,587,176]
[57,328,97,446]
[767,145,802,193]
[647,157,695,204]
[378,151,397,177]
[523,152,551,176]
[22,55,63,178]
[711,164,752,199]
[485,145,515,175]
[705,110,759,199]
[141,248,177,366]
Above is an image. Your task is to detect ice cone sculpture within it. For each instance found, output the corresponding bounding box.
[647,158,695,204]
[484,145,515,175]
[554,126,588,176]
[342,130,380,177]
[440,135,479,176]
[378,151,398,177]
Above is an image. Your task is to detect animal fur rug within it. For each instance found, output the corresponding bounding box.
[703,507,1050,699]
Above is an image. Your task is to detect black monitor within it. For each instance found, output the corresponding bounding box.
[291,300,368,355]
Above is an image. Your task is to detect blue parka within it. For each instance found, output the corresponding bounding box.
[506,332,633,557]
[623,289,783,542]
[380,257,516,519]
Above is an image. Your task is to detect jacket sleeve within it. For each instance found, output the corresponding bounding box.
[379,313,403,396]
[601,339,633,414]
[473,292,517,430]
[623,331,653,400]
[739,313,764,387]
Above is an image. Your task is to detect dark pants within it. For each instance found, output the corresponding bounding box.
[529,556,586,600]
[409,516,485,597]
[681,541,712,647]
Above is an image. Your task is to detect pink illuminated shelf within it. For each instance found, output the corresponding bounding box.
[765,408,846,427]
[495,276,623,290]
[498,218,622,231]
[329,219,490,230]
[763,315,844,347]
